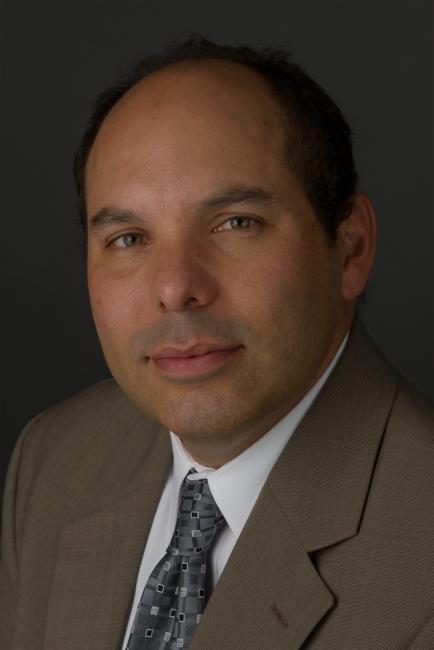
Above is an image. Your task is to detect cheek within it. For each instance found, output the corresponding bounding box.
[234,247,311,312]
[87,269,141,343]
[235,241,338,338]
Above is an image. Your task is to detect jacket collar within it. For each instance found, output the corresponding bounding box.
[267,315,398,552]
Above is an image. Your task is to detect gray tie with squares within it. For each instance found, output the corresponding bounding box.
[126,470,225,649]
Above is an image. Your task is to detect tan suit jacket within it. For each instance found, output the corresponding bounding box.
[1,318,433,649]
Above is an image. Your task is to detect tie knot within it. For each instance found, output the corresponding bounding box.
[167,474,224,557]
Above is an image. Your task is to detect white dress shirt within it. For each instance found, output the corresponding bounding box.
[122,331,349,648]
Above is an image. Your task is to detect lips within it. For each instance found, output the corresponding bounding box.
[149,342,239,359]
[149,344,242,379]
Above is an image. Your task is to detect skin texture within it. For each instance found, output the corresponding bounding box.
[85,60,376,467]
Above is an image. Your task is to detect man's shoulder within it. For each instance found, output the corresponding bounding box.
[13,379,167,513]
[21,378,148,455]
[343,317,434,440]
[33,376,140,424]
[372,375,434,522]
[388,376,434,453]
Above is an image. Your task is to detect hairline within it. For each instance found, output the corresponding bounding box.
[80,58,314,236]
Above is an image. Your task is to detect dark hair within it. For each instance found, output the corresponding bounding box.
[73,34,358,241]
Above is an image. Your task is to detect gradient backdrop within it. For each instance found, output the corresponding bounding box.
[2,0,433,505]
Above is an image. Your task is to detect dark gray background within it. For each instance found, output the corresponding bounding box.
[2,0,433,503]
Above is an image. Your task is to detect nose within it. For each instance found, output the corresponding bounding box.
[149,237,219,314]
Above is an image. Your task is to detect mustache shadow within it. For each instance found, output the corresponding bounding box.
[129,313,248,358]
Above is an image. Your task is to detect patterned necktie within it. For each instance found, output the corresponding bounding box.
[126,471,225,649]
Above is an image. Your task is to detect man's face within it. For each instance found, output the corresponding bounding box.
[85,61,349,457]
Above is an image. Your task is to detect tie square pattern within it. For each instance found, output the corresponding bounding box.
[126,472,224,649]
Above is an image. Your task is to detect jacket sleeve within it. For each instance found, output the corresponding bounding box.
[0,411,47,650]
[0,428,27,649]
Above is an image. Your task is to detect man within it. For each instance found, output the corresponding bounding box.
[1,35,433,649]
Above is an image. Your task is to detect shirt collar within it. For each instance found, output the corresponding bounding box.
[170,329,350,537]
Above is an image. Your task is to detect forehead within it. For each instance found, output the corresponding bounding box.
[85,60,291,212]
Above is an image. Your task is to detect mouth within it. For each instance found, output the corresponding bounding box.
[150,346,243,380]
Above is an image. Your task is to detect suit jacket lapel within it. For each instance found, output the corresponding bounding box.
[190,482,335,649]
[268,316,398,552]
[191,318,398,649]
[43,419,172,650]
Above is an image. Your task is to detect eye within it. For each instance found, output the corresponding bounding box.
[107,233,145,248]
[215,216,259,232]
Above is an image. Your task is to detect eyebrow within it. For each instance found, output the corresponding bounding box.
[199,186,278,210]
[89,208,137,231]
[88,186,279,231]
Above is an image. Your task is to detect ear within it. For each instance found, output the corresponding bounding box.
[337,192,377,301]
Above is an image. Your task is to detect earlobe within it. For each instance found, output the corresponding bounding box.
[338,192,377,301]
